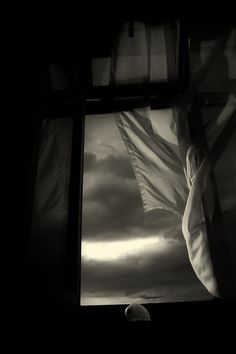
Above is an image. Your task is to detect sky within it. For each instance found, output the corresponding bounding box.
[81,113,212,305]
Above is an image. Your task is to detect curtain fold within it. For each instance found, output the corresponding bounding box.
[182,97,236,297]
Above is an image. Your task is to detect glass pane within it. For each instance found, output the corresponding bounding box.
[91,21,180,86]
[150,26,168,82]
[114,22,149,84]
[189,27,236,92]
[92,57,111,86]
[80,113,212,305]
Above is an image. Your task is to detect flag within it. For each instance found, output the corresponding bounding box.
[115,107,188,218]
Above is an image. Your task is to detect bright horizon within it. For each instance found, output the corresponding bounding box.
[81,236,169,262]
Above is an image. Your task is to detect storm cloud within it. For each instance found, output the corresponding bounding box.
[81,238,211,304]
[82,151,182,241]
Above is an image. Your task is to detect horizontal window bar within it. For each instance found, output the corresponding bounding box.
[41,88,236,118]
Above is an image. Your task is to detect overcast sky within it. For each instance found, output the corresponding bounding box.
[81,113,212,305]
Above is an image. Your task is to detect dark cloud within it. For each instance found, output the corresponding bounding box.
[82,242,192,290]
[81,240,211,303]
[83,152,97,172]
[84,152,135,180]
[82,152,182,241]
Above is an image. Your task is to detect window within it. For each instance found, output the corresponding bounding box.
[80,112,212,305]
[28,20,236,315]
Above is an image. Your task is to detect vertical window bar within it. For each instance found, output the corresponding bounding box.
[65,63,86,298]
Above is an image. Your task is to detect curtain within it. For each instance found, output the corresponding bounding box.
[113,22,236,299]
[30,117,73,292]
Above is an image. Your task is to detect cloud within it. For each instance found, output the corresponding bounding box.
[84,114,128,159]
[83,152,135,180]
[81,239,211,304]
[81,241,186,291]
[82,152,182,241]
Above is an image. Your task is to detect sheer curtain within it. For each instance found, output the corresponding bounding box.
[113,21,236,299]
[30,117,73,294]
